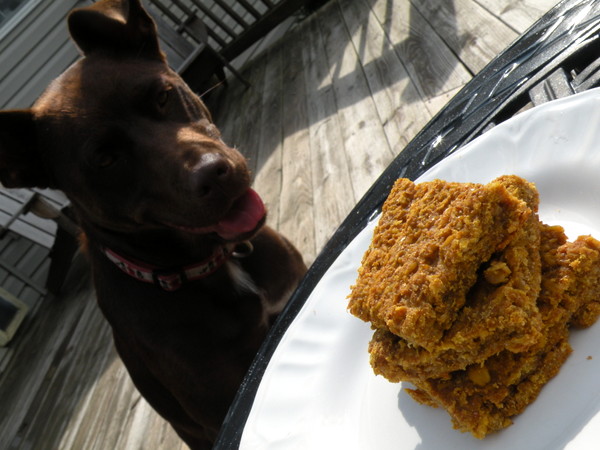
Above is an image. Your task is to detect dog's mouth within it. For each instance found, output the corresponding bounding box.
[166,188,266,240]
[214,188,266,239]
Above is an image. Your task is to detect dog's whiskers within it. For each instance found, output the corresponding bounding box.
[199,79,227,99]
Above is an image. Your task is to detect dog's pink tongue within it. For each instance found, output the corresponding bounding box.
[216,189,266,239]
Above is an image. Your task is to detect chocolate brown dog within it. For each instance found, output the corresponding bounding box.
[0,0,306,448]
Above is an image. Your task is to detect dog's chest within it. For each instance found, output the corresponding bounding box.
[93,256,270,338]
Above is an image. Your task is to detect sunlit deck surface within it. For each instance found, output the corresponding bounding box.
[0,0,559,448]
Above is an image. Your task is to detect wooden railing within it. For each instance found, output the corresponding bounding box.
[145,0,307,90]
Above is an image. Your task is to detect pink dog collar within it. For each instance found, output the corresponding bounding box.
[103,245,231,291]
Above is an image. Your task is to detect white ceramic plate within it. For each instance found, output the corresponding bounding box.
[240,88,600,450]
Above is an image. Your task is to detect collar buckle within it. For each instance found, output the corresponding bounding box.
[152,269,188,292]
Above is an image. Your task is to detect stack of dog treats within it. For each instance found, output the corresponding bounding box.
[347,175,600,438]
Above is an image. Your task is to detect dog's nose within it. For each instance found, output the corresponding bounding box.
[191,153,231,197]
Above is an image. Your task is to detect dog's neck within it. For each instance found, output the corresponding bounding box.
[79,217,228,269]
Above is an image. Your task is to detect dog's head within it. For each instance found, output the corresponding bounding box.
[0,0,265,242]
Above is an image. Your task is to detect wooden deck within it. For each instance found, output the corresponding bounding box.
[0,0,560,448]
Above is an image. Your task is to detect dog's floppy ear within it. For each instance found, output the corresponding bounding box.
[0,111,50,188]
[68,0,163,60]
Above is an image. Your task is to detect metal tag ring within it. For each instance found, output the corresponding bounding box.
[232,241,253,258]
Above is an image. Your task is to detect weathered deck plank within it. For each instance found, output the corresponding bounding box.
[477,0,561,34]
[0,256,92,450]
[13,286,113,450]
[316,0,396,204]
[0,1,561,449]
[338,0,433,157]
[414,0,519,74]
[302,14,355,251]
[366,0,472,102]
[253,46,285,235]
[278,31,316,262]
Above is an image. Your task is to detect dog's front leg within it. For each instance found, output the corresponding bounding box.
[112,334,215,449]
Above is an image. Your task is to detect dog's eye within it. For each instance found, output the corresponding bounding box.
[157,88,170,109]
[92,149,118,168]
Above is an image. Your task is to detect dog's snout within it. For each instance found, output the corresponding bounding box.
[191,153,231,197]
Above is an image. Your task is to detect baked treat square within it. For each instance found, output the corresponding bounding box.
[368,176,544,378]
[348,176,532,349]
